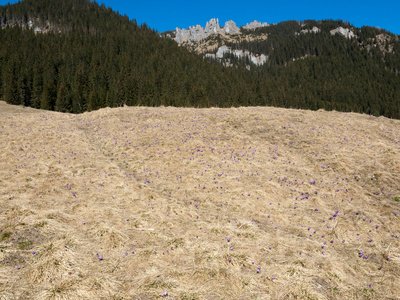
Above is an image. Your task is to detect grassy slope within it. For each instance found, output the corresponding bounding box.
[0,101,399,299]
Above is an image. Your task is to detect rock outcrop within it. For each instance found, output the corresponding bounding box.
[172,18,270,66]
[311,26,321,33]
[365,33,394,54]
[175,18,228,44]
[175,24,207,44]
[244,20,269,30]
[223,20,240,34]
[296,26,321,35]
[205,18,220,34]
[330,27,355,39]
[215,45,231,59]
[174,18,268,44]
[208,45,267,66]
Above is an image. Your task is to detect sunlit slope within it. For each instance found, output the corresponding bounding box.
[0,101,399,299]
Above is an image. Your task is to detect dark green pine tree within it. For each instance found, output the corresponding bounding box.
[124,72,138,106]
[105,90,115,108]
[31,66,43,109]
[87,89,99,111]
[72,65,88,113]
[55,83,70,112]
[18,76,30,107]
[40,80,56,110]
[3,63,20,105]
[98,87,106,109]
[0,63,3,100]
[112,76,126,107]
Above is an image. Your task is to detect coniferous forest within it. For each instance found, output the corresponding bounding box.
[1,0,400,118]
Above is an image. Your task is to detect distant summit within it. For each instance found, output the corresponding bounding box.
[165,18,271,66]
[172,18,270,44]
[244,20,269,30]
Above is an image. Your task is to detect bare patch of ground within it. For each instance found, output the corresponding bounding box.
[0,101,399,299]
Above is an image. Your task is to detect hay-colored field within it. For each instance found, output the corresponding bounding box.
[0,100,399,299]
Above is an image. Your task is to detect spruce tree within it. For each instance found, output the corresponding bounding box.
[72,65,88,113]
[40,81,56,110]
[55,83,70,112]
[87,89,98,111]
[31,67,43,109]
[3,63,20,105]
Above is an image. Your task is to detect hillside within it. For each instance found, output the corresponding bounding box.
[0,0,400,118]
[166,19,400,118]
[0,0,260,113]
[1,101,399,299]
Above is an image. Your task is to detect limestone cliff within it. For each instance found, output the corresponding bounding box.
[174,18,269,45]
[170,18,271,67]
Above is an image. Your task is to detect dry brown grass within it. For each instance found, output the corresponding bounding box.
[0,101,399,299]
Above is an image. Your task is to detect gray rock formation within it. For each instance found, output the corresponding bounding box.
[175,24,208,44]
[311,26,321,33]
[216,46,231,59]
[209,46,267,66]
[174,18,264,44]
[258,54,267,65]
[232,49,244,58]
[330,27,355,39]
[244,20,269,30]
[174,27,187,44]
[296,26,321,35]
[174,18,221,44]
[223,20,240,34]
[204,53,216,59]
[205,18,220,34]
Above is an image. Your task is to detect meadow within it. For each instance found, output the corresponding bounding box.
[0,101,399,299]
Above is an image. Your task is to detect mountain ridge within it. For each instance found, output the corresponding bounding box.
[1,0,400,119]
[167,18,270,45]
[164,18,395,67]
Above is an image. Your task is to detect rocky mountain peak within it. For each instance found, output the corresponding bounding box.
[205,18,220,33]
[173,18,269,44]
[223,20,240,35]
[245,20,269,29]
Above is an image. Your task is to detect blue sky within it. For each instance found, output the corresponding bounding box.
[1,0,400,35]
